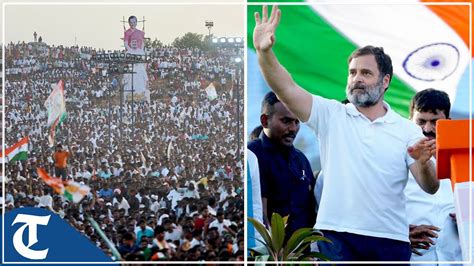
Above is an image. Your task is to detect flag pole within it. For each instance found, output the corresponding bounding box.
[86,214,122,261]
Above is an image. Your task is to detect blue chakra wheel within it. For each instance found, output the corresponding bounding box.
[402,42,460,81]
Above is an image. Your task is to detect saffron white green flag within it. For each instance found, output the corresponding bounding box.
[44,80,67,146]
[205,82,218,101]
[1,136,29,163]
[247,1,471,117]
[37,168,90,203]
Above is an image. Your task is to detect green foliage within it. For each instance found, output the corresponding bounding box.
[248,213,331,262]
[172,32,207,49]
[145,38,163,49]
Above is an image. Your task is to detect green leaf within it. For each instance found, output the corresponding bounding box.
[288,242,311,259]
[282,215,289,227]
[248,217,274,254]
[270,213,285,256]
[290,234,332,260]
[301,235,332,245]
[284,227,315,258]
[253,236,278,261]
[287,233,332,261]
[250,241,269,255]
[299,252,332,262]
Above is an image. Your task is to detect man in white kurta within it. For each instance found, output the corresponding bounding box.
[405,89,462,264]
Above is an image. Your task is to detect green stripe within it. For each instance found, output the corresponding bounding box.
[59,112,68,123]
[247,5,415,117]
[10,151,27,162]
[64,190,73,202]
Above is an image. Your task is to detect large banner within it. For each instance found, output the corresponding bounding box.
[123,15,150,102]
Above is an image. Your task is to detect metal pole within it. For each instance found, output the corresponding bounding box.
[131,63,134,141]
[120,73,123,142]
[108,80,111,151]
[236,67,241,159]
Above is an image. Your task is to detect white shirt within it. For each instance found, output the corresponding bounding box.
[113,197,130,215]
[247,149,263,248]
[81,170,92,180]
[165,227,182,242]
[167,189,183,209]
[38,194,53,210]
[150,201,160,214]
[405,165,462,264]
[306,95,422,242]
[209,219,232,235]
[219,190,237,210]
[182,189,200,199]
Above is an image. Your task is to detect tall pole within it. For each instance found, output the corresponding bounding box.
[131,63,135,141]
[205,21,214,38]
[236,66,241,159]
[120,72,123,142]
[108,78,111,151]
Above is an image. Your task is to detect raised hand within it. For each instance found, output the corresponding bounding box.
[407,138,436,164]
[253,5,281,52]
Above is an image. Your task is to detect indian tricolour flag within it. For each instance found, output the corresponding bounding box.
[37,168,90,203]
[247,0,471,172]
[247,1,471,120]
[44,80,67,146]
[1,136,29,163]
[205,82,218,101]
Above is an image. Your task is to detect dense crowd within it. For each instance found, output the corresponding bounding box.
[4,40,244,261]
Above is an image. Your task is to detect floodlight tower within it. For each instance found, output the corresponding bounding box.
[205,20,214,36]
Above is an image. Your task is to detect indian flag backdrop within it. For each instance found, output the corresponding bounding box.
[246,1,471,172]
[247,1,471,120]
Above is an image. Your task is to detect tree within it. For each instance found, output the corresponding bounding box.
[202,35,215,52]
[172,32,205,49]
[145,38,163,49]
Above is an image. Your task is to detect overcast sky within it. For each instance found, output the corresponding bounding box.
[2,1,245,50]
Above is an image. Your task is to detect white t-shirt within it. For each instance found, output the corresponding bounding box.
[113,197,130,215]
[306,95,422,242]
[405,165,462,263]
[247,149,263,248]
[164,227,182,242]
[167,189,183,209]
[209,219,232,236]
[38,195,53,210]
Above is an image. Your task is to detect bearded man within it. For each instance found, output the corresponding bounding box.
[253,5,438,261]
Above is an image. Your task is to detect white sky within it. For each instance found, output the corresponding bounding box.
[2,1,245,50]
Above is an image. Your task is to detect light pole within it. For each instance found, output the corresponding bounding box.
[234,57,243,159]
[205,20,214,37]
[102,69,112,151]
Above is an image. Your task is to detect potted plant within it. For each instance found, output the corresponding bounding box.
[248,213,331,263]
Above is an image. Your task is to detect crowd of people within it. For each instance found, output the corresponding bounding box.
[4,40,244,261]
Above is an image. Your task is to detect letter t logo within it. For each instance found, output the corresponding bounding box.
[12,214,51,260]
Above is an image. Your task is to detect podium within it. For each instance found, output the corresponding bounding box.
[437,119,473,261]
